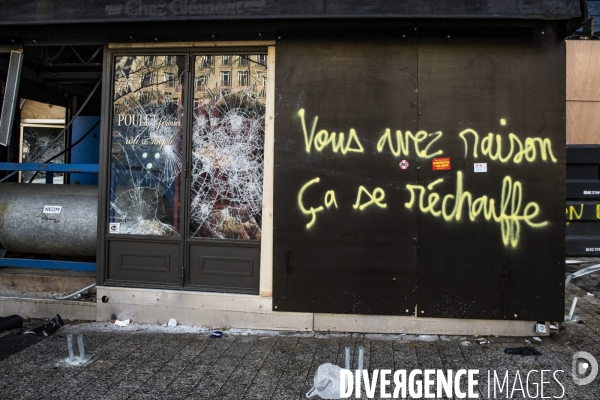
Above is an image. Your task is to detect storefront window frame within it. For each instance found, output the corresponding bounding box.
[97,42,275,295]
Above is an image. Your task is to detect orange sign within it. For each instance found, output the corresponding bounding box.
[432,157,451,171]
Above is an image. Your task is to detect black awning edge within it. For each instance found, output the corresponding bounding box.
[561,0,590,35]
[0,0,585,26]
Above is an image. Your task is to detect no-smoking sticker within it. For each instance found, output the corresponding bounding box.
[399,160,409,170]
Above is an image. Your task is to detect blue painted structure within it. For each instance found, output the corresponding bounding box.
[70,116,100,185]
[0,258,96,271]
[0,162,98,184]
[0,162,99,172]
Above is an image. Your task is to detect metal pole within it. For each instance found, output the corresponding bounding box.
[565,264,600,289]
[345,346,351,370]
[54,283,96,300]
[357,347,364,371]
[568,297,578,321]
[77,335,86,360]
[67,334,74,362]
[0,50,24,147]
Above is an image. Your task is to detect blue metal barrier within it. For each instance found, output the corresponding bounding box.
[0,162,98,172]
[0,258,96,271]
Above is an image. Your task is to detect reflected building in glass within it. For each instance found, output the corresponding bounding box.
[109,55,185,236]
[190,55,267,240]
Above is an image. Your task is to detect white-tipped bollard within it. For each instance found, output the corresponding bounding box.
[568,297,578,321]
[77,335,86,360]
[67,334,74,362]
[357,347,364,372]
[344,346,351,370]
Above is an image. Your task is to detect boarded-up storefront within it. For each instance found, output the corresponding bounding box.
[0,0,587,333]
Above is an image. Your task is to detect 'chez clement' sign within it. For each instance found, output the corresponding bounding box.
[0,0,582,25]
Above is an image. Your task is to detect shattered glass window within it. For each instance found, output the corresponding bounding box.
[190,53,267,240]
[20,125,65,184]
[109,55,184,236]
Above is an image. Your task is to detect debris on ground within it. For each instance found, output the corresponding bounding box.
[306,363,346,399]
[566,315,585,324]
[168,318,177,327]
[504,346,542,356]
[0,315,23,332]
[461,341,471,347]
[476,338,490,345]
[210,330,223,338]
[550,324,558,330]
[114,319,130,327]
[23,314,64,336]
[532,337,542,342]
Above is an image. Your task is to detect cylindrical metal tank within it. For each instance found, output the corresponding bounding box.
[0,183,97,256]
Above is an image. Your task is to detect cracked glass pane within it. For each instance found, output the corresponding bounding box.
[109,55,184,236]
[20,125,65,183]
[190,54,267,240]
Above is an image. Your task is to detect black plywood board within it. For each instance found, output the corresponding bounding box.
[567,145,600,164]
[566,165,599,180]
[415,28,565,321]
[273,28,565,321]
[566,222,600,236]
[273,37,419,315]
[0,1,582,26]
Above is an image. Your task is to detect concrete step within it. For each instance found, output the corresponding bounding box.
[0,267,96,298]
[0,268,96,321]
[0,297,96,320]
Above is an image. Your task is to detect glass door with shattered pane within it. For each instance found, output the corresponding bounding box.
[186,54,266,294]
[106,54,185,286]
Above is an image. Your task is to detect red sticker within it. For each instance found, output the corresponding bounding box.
[432,157,451,171]
[399,160,410,170]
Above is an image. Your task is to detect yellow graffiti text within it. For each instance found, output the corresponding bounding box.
[376,128,443,159]
[405,171,548,248]
[298,109,364,154]
[297,177,338,229]
[459,129,557,164]
[325,190,338,208]
[566,204,584,221]
[353,186,387,211]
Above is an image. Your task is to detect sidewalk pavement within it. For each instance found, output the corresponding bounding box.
[0,261,599,399]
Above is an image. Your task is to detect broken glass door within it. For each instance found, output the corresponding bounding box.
[105,54,185,287]
[186,53,267,293]
[109,54,185,236]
